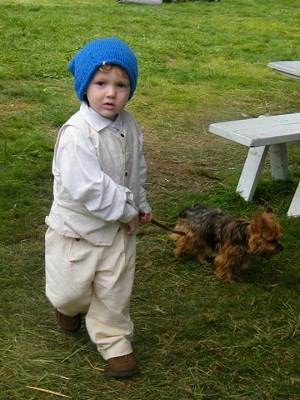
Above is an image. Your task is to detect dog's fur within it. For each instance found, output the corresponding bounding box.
[171,204,283,281]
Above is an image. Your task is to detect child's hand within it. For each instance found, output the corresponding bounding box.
[123,215,139,234]
[139,211,153,225]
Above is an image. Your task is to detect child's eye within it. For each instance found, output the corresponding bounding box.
[94,80,105,86]
[118,83,128,88]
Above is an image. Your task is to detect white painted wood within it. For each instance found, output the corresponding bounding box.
[269,143,289,180]
[287,181,300,217]
[268,61,300,216]
[209,113,300,147]
[236,146,269,201]
[268,61,300,79]
[209,113,300,215]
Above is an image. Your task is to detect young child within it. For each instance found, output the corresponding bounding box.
[45,37,153,378]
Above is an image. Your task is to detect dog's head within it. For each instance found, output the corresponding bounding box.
[248,207,283,258]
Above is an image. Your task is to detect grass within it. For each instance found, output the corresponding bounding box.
[0,0,299,399]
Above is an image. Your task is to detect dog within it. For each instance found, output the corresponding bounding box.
[171,204,283,282]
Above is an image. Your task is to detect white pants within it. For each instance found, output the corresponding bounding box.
[45,227,136,360]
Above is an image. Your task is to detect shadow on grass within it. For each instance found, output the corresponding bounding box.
[174,252,299,293]
[242,259,300,292]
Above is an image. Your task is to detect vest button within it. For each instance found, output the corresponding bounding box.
[125,172,128,176]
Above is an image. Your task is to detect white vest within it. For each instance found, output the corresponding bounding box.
[46,110,145,245]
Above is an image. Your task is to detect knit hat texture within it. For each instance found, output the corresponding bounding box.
[68,37,138,101]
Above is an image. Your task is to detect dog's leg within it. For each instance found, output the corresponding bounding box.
[174,244,185,258]
[214,260,234,281]
[173,236,187,258]
[196,246,210,266]
[214,246,243,282]
[240,257,252,272]
[233,257,252,280]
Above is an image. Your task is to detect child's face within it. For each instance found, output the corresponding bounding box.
[86,66,130,120]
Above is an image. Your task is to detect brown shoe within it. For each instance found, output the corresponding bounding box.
[107,353,139,378]
[55,310,82,333]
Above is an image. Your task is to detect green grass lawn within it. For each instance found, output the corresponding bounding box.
[0,0,299,399]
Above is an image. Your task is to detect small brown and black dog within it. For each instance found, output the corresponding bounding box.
[171,204,283,282]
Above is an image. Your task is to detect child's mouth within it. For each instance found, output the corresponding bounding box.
[104,102,115,110]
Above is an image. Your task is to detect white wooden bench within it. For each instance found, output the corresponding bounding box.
[209,113,300,217]
[268,61,300,80]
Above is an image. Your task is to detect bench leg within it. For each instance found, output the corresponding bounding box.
[269,143,289,180]
[236,146,269,201]
[287,181,300,217]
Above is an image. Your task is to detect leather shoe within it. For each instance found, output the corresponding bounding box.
[108,353,139,378]
[55,310,82,333]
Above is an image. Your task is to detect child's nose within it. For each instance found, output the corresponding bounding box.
[106,85,116,97]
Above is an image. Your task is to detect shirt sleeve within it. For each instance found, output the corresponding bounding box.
[55,126,138,223]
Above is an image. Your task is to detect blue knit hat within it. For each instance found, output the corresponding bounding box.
[68,37,138,101]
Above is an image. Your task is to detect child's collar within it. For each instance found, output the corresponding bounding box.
[80,102,123,132]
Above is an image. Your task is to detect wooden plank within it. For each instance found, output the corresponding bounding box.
[269,143,289,180]
[209,113,300,147]
[236,146,269,201]
[268,61,300,80]
[287,181,300,217]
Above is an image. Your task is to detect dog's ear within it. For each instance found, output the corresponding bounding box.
[265,206,274,214]
[258,199,274,214]
[250,208,274,232]
[250,211,265,233]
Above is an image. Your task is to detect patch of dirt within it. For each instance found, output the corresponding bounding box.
[147,155,217,191]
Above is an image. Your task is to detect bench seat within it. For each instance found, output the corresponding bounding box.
[209,113,300,216]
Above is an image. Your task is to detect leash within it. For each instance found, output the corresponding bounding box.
[150,218,186,236]
[139,211,185,236]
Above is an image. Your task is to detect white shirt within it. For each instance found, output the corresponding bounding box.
[46,103,151,245]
